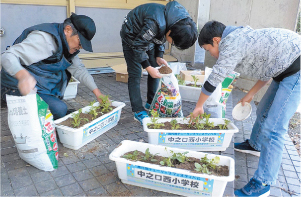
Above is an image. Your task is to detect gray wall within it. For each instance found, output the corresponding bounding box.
[0,4,130,53]
[1,4,66,52]
[76,7,129,53]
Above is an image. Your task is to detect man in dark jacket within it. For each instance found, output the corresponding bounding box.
[121,1,198,125]
[1,13,108,119]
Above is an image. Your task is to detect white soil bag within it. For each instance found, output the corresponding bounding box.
[6,94,58,171]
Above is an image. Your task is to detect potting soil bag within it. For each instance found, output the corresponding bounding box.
[220,71,240,117]
[6,94,58,171]
[149,74,183,118]
[203,67,222,118]
[203,67,240,118]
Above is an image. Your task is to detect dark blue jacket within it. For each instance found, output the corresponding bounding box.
[120,1,190,68]
[1,23,79,98]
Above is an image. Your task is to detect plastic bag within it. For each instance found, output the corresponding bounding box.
[6,94,58,171]
[203,67,240,118]
[203,67,222,118]
[168,62,187,75]
[148,74,183,117]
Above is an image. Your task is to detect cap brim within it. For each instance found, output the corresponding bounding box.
[78,32,93,52]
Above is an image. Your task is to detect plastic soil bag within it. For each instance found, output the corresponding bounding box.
[149,73,183,118]
[6,94,58,171]
[204,67,240,118]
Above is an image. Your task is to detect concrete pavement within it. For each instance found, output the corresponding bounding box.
[1,72,300,196]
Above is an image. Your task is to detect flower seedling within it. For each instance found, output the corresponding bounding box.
[71,109,89,128]
[195,154,220,174]
[147,109,164,129]
[122,150,140,161]
[170,119,181,130]
[203,113,215,129]
[218,119,230,130]
[191,75,199,87]
[88,100,101,120]
[99,95,112,113]
[171,150,189,163]
[160,147,173,167]
[194,163,211,174]
[160,149,189,167]
[143,148,158,162]
[176,74,185,85]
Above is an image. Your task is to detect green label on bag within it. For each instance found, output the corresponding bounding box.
[36,95,58,169]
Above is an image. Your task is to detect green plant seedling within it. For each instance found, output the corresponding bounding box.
[147,109,164,129]
[159,157,173,167]
[176,74,185,85]
[218,119,230,130]
[171,150,189,163]
[170,119,181,130]
[88,100,101,120]
[191,75,199,87]
[202,113,215,129]
[71,109,89,128]
[200,154,220,169]
[159,147,173,167]
[143,148,158,162]
[122,150,140,161]
[194,163,211,174]
[99,95,112,113]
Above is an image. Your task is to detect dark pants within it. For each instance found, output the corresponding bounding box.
[1,86,67,120]
[122,42,160,112]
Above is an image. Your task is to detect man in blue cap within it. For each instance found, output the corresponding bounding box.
[1,13,107,119]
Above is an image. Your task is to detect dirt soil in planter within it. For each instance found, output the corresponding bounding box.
[186,84,202,88]
[59,106,116,128]
[148,122,227,130]
[159,66,173,74]
[122,151,229,176]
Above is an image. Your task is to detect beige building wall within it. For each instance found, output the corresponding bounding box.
[203,0,301,102]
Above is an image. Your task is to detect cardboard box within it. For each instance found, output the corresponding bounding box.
[180,70,205,83]
[111,64,143,83]
[111,64,128,83]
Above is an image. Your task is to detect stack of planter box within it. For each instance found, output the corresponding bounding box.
[110,98,238,196]
[113,65,239,196]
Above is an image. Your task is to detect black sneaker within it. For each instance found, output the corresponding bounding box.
[234,139,260,157]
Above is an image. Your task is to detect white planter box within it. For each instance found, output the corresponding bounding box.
[63,77,80,99]
[54,101,125,150]
[143,118,238,151]
[109,140,235,197]
[179,81,202,102]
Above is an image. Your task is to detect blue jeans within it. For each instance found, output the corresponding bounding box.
[248,71,300,185]
[1,86,67,120]
[122,42,160,112]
